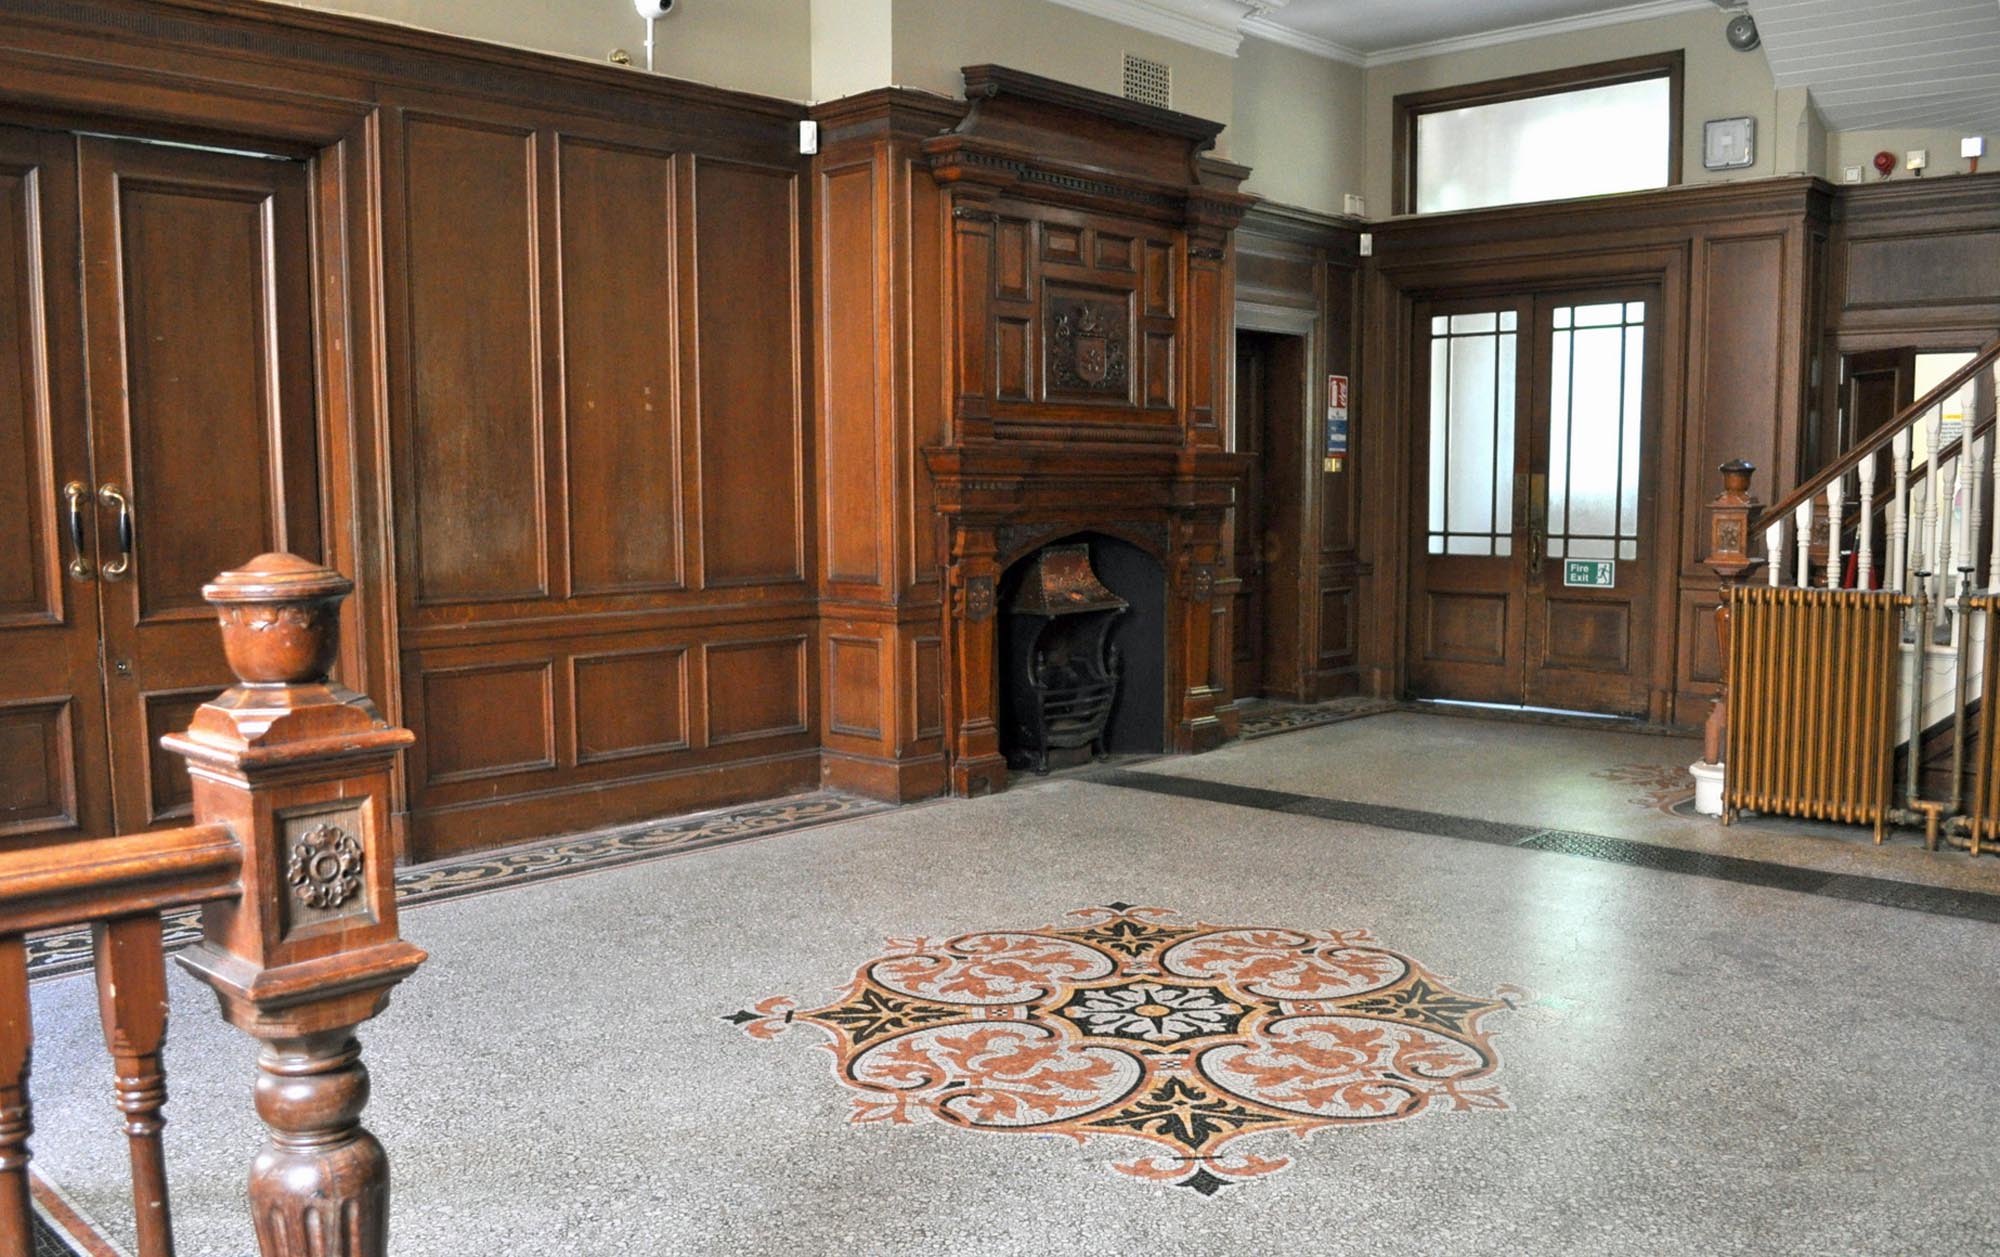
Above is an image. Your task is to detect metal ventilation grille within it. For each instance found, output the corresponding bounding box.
[1122,53,1171,109]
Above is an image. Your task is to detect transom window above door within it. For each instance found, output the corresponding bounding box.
[1396,53,1683,215]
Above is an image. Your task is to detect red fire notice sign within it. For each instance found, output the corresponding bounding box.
[1324,374,1350,473]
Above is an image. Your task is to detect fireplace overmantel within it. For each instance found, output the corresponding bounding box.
[810,65,1256,802]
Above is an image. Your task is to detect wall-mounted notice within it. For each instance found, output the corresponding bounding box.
[1324,374,1350,473]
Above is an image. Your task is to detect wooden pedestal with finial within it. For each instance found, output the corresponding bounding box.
[163,554,423,1257]
[1703,461,1765,795]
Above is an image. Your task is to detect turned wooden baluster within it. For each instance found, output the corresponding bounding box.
[94,914,173,1256]
[1891,428,1912,592]
[1857,452,1878,588]
[0,937,30,1257]
[1824,474,1844,590]
[165,555,422,1257]
[1794,499,1813,587]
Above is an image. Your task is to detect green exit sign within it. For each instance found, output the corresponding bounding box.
[1563,559,1616,588]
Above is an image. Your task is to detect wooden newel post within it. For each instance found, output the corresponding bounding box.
[161,554,423,1257]
[1703,461,1765,784]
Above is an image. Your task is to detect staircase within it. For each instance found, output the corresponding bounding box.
[1716,336,2000,852]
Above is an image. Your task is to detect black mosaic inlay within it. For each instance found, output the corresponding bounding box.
[1086,771,2000,927]
[32,1212,84,1257]
[27,791,893,982]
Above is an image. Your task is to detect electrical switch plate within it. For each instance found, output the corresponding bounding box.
[1842,165,1863,184]
[1905,149,1928,171]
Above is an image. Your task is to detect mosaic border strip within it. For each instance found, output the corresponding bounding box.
[1234,696,1696,744]
[1084,770,2000,927]
[1235,697,1399,740]
[25,791,894,982]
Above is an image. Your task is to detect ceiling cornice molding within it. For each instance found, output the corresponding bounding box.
[1240,14,1366,65]
[1039,0,1255,57]
[1358,0,1717,67]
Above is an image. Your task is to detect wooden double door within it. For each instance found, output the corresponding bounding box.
[1407,287,1662,717]
[1,124,320,844]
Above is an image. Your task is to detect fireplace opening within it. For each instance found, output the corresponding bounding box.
[998,532,1165,772]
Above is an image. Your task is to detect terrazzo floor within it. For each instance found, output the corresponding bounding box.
[26,710,2000,1255]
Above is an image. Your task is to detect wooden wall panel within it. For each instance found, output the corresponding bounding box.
[696,159,802,586]
[404,116,546,606]
[819,161,881,586]
[826,635,884,739]
[558,136,684,596]
[419,660,557,784]
[571,646,688,762]
[1691,233,1787,563]
[707,636,807,742]
[1845,233,2000,311]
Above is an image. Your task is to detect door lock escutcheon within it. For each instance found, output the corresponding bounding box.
[112,658,132,677]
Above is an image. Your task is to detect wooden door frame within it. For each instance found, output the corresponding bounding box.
[0,41,400,838]
[1370,247,1691,724]
[1233,300,1318,702]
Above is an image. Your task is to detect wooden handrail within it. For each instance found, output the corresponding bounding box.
[0,825,239,934]
[1764,334,2000,526]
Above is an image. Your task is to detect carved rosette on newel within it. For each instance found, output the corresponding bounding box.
[162,553,423,1257]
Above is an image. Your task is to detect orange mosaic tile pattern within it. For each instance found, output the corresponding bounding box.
[732,904,1520,1194]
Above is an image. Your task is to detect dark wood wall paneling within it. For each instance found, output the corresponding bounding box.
[0,0,813,859]
[385,97,812,857]
[818,71,1253,800]
[1360,180,1834,724]
[1813,174,2000,471]
[810,92,960,802]
[1233,205,1365,702]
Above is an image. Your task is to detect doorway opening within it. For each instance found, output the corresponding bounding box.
[1405,287,1664,719]
[1232,329,1309,700]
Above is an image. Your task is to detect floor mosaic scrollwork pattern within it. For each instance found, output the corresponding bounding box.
[733,904,1519,1194]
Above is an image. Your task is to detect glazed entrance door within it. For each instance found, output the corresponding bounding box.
[1408,288,1660,716]
[78,136,323,829]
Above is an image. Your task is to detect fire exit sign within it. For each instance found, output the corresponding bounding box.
[1563,559,1616,588]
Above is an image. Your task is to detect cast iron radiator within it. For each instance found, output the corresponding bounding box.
[1724,586,1906,830]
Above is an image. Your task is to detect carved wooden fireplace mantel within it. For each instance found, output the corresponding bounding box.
[812,64,1253,800]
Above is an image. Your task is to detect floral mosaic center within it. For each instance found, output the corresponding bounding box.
[731,904,1521,1195]
[1048,979,1255,1045]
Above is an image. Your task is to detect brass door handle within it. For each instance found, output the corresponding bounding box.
[1529,527,1543,577]
[99,483,132,581]
[63,480,93,580]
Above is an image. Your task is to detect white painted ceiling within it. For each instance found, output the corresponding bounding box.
[1252,0,1712,61]
[1750,0,2000,132]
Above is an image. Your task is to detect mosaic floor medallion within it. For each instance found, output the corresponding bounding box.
[731,904,1520,1195]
